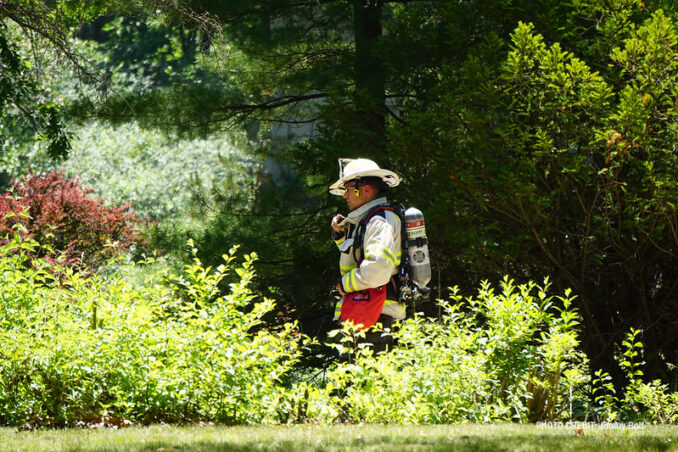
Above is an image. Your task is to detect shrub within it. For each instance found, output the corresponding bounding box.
[0,171,139,267]
[0,235,303,427]
[309,278,590,424]
[592,329,678,424]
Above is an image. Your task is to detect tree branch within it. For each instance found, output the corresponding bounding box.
[218,93,329,113]
[0,1,100,82]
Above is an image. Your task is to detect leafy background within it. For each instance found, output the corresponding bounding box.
[0,0,676,427]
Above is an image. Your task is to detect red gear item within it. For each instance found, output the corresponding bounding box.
[340,285,387,330]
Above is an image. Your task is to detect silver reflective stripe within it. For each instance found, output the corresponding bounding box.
[338,238,354,253]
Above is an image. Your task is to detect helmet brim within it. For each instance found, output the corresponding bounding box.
[329,169,401,195]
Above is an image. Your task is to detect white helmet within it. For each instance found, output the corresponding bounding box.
[329,158,400,196]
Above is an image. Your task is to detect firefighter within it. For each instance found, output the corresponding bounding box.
[329,158,405,353]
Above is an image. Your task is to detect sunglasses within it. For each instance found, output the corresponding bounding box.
[341,182,361,193]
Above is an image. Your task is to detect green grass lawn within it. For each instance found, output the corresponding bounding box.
[0,423,676,451]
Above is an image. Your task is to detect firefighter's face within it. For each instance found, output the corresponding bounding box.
[343,181,368,210]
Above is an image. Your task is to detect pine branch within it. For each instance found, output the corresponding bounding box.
[217,93,329,114]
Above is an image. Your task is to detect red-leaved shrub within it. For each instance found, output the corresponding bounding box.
[0,171,140,267]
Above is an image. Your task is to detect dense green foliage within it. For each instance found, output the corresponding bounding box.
[121,0,678,389]
[0,232,674,427]
[319,279,589,423]
[0,21,70,175]
[2,0,678,424]
[60,121,249,222]
[68,0,678,389]
[0,236,302,427]
[386,4,678,384]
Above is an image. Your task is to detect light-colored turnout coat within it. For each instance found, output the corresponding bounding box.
[333,197,406,321]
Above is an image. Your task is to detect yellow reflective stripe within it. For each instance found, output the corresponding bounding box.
[334,303,343,316]
[366,244,397,267]
[395,250,401,266]
[340,264,355,276]
[335,236,345,246]
[382,246,397,266]
[341,272,351,292]
[348,270,358,292]
[384,298,399,306]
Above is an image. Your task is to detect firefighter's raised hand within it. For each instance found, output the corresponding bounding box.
[331,214,346,233]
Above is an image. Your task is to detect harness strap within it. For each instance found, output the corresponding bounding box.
[350,203,409,303]
[353,205,398,265]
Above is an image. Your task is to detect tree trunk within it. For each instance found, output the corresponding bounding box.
[352,0,386,156]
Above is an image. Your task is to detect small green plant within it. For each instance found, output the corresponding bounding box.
[619,329,678,423]
[590,328,678,424]
[592,370,619,422]
[619,328,646,416]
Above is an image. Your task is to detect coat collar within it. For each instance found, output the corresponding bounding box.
[343,197,389,225]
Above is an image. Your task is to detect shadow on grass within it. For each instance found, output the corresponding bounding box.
[56,433,678,452]
[4,425,677,452]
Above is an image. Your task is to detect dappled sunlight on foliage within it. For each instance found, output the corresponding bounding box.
[0,233,674,427]
[3,0,678,431]
[311,279,589,424]
[388,4,678,389]
[0,235,305,427]
[60,121,250,222]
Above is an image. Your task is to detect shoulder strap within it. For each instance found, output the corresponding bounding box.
[353,202,403,265]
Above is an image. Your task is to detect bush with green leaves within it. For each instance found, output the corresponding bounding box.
[1,230,676,427]
[295,279,590,424]
[592,328,678,424]
[0,235,303,427]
